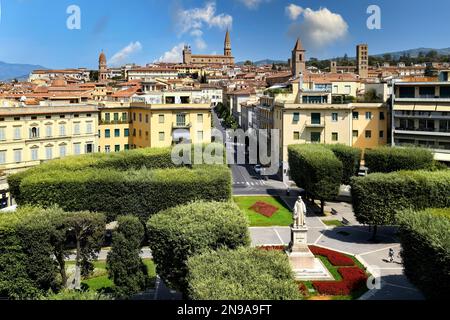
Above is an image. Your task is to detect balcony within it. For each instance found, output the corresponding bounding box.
[394,127,450,137]
[305,122,325,129]
[172,122,192,129]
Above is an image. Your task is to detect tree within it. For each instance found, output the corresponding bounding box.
[64,212,106,290]
[244,60,253,66]
[107,216,149,298]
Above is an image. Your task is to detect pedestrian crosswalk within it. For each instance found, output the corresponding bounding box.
[233,180,267,186]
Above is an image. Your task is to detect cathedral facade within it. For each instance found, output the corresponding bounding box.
[183,30,235,67]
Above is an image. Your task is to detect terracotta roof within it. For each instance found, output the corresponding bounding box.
[0,105,99,116]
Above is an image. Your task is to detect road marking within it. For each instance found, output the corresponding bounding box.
[359,244,402,257]
[273,228,286,245]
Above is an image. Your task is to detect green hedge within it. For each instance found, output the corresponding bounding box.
[351,170,450,227]
[288,144,343,202]
[147,201,250,294]
[15,166,231,221]
[0,207,64,299]
[187,247,302,300]
[326,144,362,185]
[397,208,450,299]
[365,147,434,173]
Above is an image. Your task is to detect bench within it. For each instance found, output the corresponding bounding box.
[331,208,338,215]
[342,217,350,226]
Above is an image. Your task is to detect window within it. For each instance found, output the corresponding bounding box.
[14,149,22,163]
[353,130,359,138]
[14,127,22,140]
[105,129,111,138]
[380,112,385,120]
[197,131,204,141]
[145,115,149,123]
[159,115,165,124]
[293,113,300,123]
[139,130,142,137]
[124,144,130,151]
[74,143,81,155]
[133,129,136,137]
[419,86,435,98]
[197,114,204,123]
[115,145,120,152]
[46,125,52,137]
[365,112,373,120]
[352,112,359,120]
[105,145,111,153]
[105,113,111,122]
[176,114,186,127]
[30,127,39,139]
[0,150,5,164]
[31,148,39,161]
[59,124,66,136]
[139,113,142,122]
[59,145,67,158]
[332,132,339,141]
[311,113,321,125]
[332,113,338,122]
[114,129,120,137]
[124,129,130,137]
[122,112,128,122]
[45,146,53,160]
[86,122,93,134]
[159,132,165,141]
[73,123,80,135]
[398,86,415,98]
[379,130,384,138]
[86,144,93,154]
[365,130,372,138]
[311,132,321,143]
[0,127,5,141]
[114,113,119,122]
[133,113,136,122]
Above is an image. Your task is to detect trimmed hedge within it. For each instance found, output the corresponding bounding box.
[288,144,343,202]
[14,165,231,221]
[365,146,434,173]
[186,247,302,300]
[397,208,450,299]
[147,201,250,294]
[326,144,362,185]
[351,170,450,227]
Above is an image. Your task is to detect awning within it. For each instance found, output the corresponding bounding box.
[173,129,191,142]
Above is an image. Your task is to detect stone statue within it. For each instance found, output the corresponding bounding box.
[293,196,307,228]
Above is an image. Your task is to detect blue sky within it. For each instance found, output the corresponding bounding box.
[1,0,450,69]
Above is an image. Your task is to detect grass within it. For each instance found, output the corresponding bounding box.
[66,259,157,292]
[233,196,293,227]
[322,220,344,227]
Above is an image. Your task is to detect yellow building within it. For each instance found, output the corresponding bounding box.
[0,105,99,173]
[351,104,388,151]
[98,105,131,153]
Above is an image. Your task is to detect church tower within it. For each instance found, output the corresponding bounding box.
[183,45,192,64]
[291,38,306,78]
[98,50,108,82]
[224,29,232,57]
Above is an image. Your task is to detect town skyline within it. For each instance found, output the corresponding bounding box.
[1,0,450,69]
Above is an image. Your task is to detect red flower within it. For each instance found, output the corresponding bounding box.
[309,246,355,267]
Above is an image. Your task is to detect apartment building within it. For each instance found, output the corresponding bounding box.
[98,104,132,153]
[392,70,450,162]
[0,105,99,173]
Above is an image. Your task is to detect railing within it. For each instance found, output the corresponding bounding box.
[173,122,192,129]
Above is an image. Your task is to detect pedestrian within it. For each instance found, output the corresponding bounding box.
[388,248,395,263]
[286,187,290,196]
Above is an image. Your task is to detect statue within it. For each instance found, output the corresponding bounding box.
[293,196,307,228]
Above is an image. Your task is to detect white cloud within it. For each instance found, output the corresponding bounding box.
[109,41,142,66]
[287,6,349,49]
[237,0,269,10]
[195,38,207,50]
[156,43,185,63]
[190,29,204,37]
[285,4,303,21]
[176,1,232,35]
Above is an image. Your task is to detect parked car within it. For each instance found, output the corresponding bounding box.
[254,165,262,175]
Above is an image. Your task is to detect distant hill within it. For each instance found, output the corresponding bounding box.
[372,48,450,59]
[236,59,287,66]
[0,61,47,81]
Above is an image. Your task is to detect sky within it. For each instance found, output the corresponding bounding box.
[1,0,450,69]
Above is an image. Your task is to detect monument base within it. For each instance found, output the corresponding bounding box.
[288,245,334,281]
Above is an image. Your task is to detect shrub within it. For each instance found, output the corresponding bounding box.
[351,170,450,232]
[107,216,149,298]
[186,247,302,300]
[13,165,231,222]
[312,266,367,296]
[397,208,450,299]
[41,290,111,300]
[309,246,355,267]
[147,201,250,294]
[312,281,350,296]
[326,144,362,185]
[288,144,343,212]
[365,146,434,173]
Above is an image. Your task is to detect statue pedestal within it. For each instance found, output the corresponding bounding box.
[288,226,333,281]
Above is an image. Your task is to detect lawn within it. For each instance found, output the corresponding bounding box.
[66,259,157,292]
[322,220,344,227]
[233,196,293,227]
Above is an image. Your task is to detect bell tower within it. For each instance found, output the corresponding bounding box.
[224,29,232,57]
[291,38,306,78]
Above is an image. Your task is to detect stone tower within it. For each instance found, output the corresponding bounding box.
[183,45,192,64]
[98,50,108,82]
[292,38,306,78]
[330,61,337,73]
[224,29,232,57]
[356,44,369,78]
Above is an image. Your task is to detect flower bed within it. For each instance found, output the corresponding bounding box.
[258,245,286,251]
[309,246,355,266]
[250,201,279,218]
[312,266,368,296]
